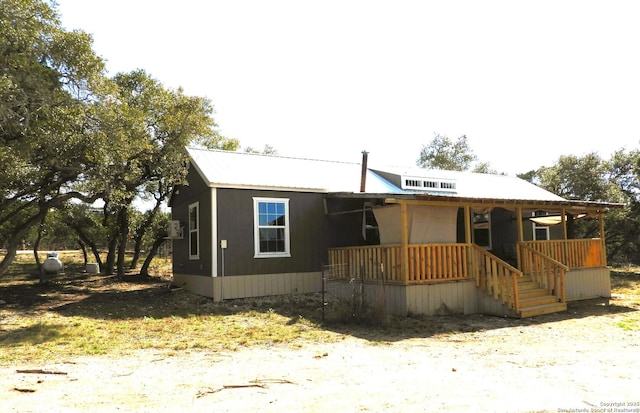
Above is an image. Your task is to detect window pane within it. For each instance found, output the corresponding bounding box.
[259,228,285,253]
[258,202,285,227]
[189,206,198,230]
[474,229,490,247]
[535,227,548,240]
[259,211,268,226]
[190,232,198,256]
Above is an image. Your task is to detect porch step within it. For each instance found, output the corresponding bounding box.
[518,294,559,308]
[517,281,541,291]
[518,275,534,283]
[518,288,548,299]
[518,302,567,318]
[516,277,567,318]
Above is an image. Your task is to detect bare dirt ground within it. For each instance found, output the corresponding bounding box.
[1,272,640,413]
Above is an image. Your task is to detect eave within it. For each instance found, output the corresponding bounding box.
[326,192,624,213]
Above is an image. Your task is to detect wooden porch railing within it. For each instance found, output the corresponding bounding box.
[407,244,470,282]
[518,239,605,269]
[518,243,568,303]
[328,243,525,312]
[470,245,523,313]
[327,245,402,282]
[327,244,473,283]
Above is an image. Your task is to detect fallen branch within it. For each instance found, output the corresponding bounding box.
[251,378,295,385]
[13,387,36,393]
[16,369,68,375]
[196,378,295,398]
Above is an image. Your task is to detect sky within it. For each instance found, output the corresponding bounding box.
[55,0,639,175]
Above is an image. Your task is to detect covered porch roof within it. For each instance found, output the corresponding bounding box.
[326,191,623,214]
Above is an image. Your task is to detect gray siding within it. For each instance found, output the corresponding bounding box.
[565,267,611,301]
[216,188,328,276]
[329,279,479,316]
[171,165,213,277]
[173,271,322,301]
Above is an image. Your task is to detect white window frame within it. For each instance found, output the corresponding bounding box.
[188,201,199,260]
[532,211,550,241]
[253,197,291,258]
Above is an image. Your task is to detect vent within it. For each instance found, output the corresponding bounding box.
[402,176,457,192]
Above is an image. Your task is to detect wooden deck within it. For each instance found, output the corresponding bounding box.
[328,239,605,318]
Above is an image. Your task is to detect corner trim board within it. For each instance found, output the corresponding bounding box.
[211,188,218,277]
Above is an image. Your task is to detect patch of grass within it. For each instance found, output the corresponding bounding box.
[0,308,334,364]
[3,257,640,364]
[609,267,640,331]
[0,254,339,364]
[611,267,640,305]
[617,317,640,331]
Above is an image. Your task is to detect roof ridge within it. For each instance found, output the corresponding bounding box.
[187,146,360,165]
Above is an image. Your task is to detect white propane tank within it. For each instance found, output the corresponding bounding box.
[42,252,63,273]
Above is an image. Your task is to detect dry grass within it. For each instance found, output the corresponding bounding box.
[0,252,343,364]
[1,253,639,365]
[610,266,640,331]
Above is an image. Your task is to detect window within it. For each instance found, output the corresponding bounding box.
[188,202,199,259]
[253,198,290,258]
[532,211,550,241]
[473,211,492,249]
[401,176,456,192]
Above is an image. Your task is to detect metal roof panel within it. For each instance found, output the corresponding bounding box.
[187,147,566,201]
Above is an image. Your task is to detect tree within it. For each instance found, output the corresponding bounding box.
[533,153,611,202]
[417,134,477,171]
[524,149,640,264]
[138,211,170,277]
[245,144,278,155]
[84,69,237,277]
[0,0,106,275]
[472,161,499,174]
[602,148,640,264]
[0,0,240,278]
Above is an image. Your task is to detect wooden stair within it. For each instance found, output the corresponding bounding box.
[516,276,566,318]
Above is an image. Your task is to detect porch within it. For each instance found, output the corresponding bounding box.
[327,239,608,318]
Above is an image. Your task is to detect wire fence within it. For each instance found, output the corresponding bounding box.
[321,263,387,324]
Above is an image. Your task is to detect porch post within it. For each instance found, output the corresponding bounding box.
[464,205,471,243]
[464,205,474,281]
[561,208,568,266]
[401,201,409,283]
[599,211,607,266]
[516,207,524,242]
[516,206,523,269]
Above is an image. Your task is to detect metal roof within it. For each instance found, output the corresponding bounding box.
[188,147,398,193]
[187,147,600,205]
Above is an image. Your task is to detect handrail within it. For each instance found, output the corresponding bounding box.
[518,243,568,303]
[328,243,526,312]
[471,244,523,313]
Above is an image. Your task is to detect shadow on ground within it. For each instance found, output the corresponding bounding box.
[1,270,639,344]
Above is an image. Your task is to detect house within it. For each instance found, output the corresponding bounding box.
[170,147,621,318]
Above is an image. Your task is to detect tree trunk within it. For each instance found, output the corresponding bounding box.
[72,227,102,270]
[129,201,162,270]
[0,206,48,277]
[104,235,118,275]
[116,207,129,278]
[139,235,165,277]
[129,236,143,270]
[78,240,89,266]
[34,221,45,284]
[0,242,18,277]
